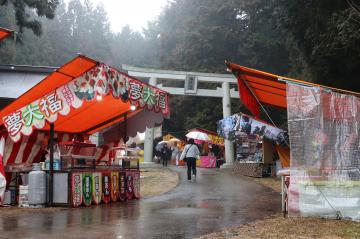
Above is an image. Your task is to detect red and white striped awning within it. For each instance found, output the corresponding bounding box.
[2,131,118,167]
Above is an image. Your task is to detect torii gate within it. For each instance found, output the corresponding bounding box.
[123,65,240,168]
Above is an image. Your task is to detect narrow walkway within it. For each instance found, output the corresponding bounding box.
[0,167,280,239]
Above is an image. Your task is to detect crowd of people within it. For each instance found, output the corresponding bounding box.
[154,139,225,171]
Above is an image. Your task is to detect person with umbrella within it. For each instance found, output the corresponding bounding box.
[180,138,200,182]
[161,143,172,167]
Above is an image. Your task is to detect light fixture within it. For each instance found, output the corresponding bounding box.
[96,95,102,101]
[130,105,136,111]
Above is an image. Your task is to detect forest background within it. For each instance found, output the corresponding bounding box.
[1,0,360,138]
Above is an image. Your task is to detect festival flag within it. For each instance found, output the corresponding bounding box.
[0,133,6,205]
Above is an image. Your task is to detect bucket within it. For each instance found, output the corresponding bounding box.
[4,190,11,205]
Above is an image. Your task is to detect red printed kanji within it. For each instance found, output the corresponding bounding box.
[3,111,24,136]
[156,92,167,109]
[62,85,74,105]
[129,80,143,101]
[39,93,63,117]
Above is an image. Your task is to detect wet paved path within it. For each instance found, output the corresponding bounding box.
[0,167,280,239]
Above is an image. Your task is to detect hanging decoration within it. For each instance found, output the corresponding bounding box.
[217,112,288,146]
[3,64,169,142]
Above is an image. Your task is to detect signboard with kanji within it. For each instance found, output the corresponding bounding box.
[82,173,93,206]
[71,172,83,207]
[92,172,102,205]
[3,64,170,142]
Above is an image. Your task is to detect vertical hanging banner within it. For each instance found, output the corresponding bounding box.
[82,173,93,206]
[110,171,119,202]
[126,172,134,200]
[71,172,83,207]
[102,171,111,204]
[119,171,126,201]
[133,171,140,199]
[3,63,170,143]
[92,172,102,205]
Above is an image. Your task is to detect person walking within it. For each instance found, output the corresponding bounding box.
[161,144,172,167]
[180,139,200,182]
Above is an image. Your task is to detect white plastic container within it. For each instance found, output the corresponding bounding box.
[18,185,29,207]
[4,190,11,205]
[28,163,47,205]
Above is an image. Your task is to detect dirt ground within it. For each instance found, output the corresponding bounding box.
[0,168,179,218]
[199,174,360,239]
[140,167,179,198]
[199,214,360,239]
[250,177,281,192]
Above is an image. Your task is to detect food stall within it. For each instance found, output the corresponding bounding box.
[0,27,14,205]
[0,55,170,207]
[221,61,360,220]
[186,128,224,168]
[162,134,186,166]
[218,113,289,177]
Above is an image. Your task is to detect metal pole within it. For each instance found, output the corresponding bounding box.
[123,112,128,144]
[49,123,54,206]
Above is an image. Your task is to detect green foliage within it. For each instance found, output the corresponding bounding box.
[1,0,360,135]
[272,0,360,90]
[1,0,59,36]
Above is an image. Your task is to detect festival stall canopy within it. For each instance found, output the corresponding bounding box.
[225,61,360,117]
[0,55,170,143]
[0,27,12,41]
[217,113,290,167]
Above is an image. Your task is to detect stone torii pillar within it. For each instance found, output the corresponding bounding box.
[221,82,234,167]
[143,77,157,165]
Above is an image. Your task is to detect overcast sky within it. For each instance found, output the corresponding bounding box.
[89,0,169,32]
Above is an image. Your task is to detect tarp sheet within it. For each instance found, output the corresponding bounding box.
[287,83,360,220]
[217,113,288,146]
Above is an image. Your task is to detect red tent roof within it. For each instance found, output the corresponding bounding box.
[0,27,12,41]
[226,61,360,109]
[0,55,170,142]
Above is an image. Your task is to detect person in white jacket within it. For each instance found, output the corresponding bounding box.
[180,138,200,181]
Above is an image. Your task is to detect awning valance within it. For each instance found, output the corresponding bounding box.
[0,55,170,142]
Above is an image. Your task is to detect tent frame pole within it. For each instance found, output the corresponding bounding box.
[48,123,54,207]
[123,112,128,144]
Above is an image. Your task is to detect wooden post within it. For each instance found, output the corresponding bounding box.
[49,123,54,206]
